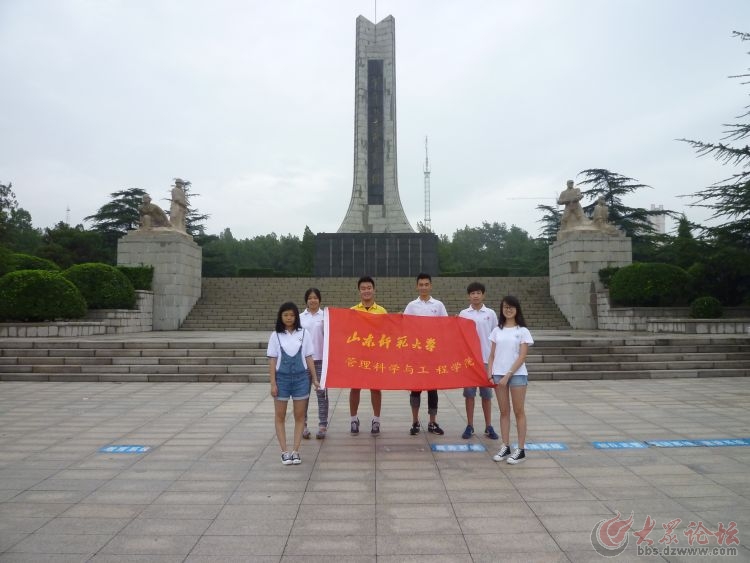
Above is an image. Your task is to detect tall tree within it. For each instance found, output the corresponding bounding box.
[681,31,750,248]
[85,188,146,237]
[0,182,42,253]
[535,203,561,244]
[576,169,663,240]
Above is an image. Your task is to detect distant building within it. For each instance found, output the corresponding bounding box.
[649,204,666,234]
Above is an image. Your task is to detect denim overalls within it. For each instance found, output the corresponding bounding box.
[275,331,309,399]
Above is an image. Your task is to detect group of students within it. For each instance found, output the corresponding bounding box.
[267,274,533,466]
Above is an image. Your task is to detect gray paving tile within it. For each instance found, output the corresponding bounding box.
[100,534,200,556]
[189,534,287,556]
[6,532,112,554]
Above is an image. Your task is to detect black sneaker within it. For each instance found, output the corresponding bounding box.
[350,418,360,434]
[506,448,526,465]
[493,445,511,462]
[427,422,444,435]
[409,422,421,435]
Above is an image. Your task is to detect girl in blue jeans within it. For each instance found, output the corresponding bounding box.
[267,302,319,465]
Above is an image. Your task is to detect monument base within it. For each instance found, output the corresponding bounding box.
[117,230,202,330]
[549,232,632,329]
[314,233,439,277]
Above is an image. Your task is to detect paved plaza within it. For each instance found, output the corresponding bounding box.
[0,376,749,562]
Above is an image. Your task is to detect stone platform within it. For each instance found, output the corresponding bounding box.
[0,377,748,560]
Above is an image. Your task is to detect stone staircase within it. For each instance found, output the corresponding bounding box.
[1,334,748,383]
[180,277,570,331]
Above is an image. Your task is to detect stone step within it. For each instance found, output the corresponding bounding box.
[181,276,571,330]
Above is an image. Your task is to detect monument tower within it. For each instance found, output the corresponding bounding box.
[314,15,438,276]
[338,15,413,233]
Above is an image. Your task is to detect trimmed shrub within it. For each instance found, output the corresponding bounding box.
[598,266,620,288]
[117,265,154,291]
[11,253,60,272]
[64,263,135,309]
[0,246,13,276]
[609,263,690,307]
[690,296,723,319]
[0,270,86,321]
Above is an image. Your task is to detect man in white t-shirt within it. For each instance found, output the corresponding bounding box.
[403,273,448,436]
[458,281,499,440]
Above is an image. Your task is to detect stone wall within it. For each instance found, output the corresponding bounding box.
[83,290,153,334]
[0,291,153,337]
[549,233,632,329]
[117,230,201,330]
[597,291,750,334]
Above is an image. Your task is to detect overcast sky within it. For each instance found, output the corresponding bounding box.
[1,0,748,240]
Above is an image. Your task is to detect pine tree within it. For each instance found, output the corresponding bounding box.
[680,31,750,248]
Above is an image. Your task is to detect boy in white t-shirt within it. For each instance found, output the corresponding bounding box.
[458,282,499,440]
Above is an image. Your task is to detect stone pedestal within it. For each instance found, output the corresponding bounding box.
[549,232,632,329]
[314,233,439,277]
[117,230,202,330]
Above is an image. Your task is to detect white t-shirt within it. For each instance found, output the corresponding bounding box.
[300,309,325,360]
[488,325,534,376]
[266,328,314,370]
[403,297,448,317]
[459,304,498,363]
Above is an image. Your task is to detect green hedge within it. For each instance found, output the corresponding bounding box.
[690,296,723,319]
[609,263,690,306]
[64,263,135,309]
[11,253,60,272]
[117,265,154,291]
[0,270,86,322]
[598,266,620,289]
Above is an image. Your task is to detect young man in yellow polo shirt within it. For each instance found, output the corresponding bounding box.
[350,276,387,435]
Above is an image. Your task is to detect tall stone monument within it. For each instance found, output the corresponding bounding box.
[314,15,439,277]
[549,180,632,329]
[117,182,202,330]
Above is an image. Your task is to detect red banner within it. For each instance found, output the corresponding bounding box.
[321,307,488,390]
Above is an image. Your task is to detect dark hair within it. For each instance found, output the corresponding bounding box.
[357,276,375,288]
[275,301,301,332]
[416,272,432,283]
[467,281,485,294]
[499,295,527,328]
[304,287,321,303]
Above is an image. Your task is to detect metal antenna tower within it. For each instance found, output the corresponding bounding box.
[65,205,70,225]
[423,136,431,231]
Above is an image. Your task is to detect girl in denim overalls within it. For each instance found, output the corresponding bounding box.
[267,302,319,465]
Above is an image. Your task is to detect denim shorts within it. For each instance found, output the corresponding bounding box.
[492,373,528,387]
[275,371,310,401]
[463,386,493,399]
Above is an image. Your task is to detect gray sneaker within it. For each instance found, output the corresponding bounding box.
[371,420,380,435]
[291,451,302,465]
[281,451,293,465]
[350,419,360,434]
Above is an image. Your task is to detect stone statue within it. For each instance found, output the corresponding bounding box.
[592,196,620,235]
[557,180,591,232]
[138,195,171,229]
[169,178,188,232]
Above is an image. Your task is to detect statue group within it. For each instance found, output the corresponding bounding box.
[138,179,188,233]
[557,180,620,238]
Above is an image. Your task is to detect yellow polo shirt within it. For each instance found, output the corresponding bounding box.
[351,303,388,314]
